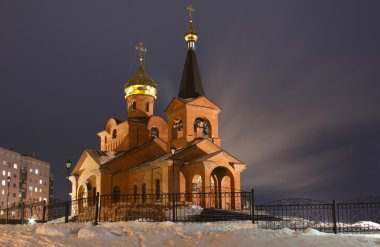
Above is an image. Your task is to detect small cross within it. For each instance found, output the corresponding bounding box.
[135,42,147,63]
[187,4,195,22]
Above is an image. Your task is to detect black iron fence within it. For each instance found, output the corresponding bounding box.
[1,191,380,234]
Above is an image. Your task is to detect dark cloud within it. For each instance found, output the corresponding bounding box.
[0,1,379,202]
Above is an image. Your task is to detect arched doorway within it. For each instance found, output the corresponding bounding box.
[78,185,86,213]
[210,167,235,209]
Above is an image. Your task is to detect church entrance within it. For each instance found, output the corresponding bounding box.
[210,167,235,209]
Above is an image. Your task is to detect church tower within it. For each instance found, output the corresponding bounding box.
[165,5,221,150]
[124,42,157,119]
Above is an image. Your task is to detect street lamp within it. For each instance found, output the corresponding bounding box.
[65,160,72,223]
[65,160,72,201]
[6,176,11,224]
[170,146,176,222]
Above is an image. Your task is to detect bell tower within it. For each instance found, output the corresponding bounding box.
[124,42,157,119]
[165,5,221,150]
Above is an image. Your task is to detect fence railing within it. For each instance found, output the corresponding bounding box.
[1,191,380,234]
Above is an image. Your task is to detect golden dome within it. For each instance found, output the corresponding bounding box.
[124,42,157,99]
[185,22,198,43]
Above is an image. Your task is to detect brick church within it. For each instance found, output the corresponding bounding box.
[69,6,246,208]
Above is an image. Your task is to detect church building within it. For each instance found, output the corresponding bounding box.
[69,6,246,209]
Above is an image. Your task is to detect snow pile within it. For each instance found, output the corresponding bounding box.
[0,221,380,246]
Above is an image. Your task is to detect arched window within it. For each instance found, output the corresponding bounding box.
[142,183,146,203]
[146,102,149,112]
[192,175,202,192]
[194,118,210,138]
[112,186,120,203]
[172,119,184,139]
[150,127,159,138]
[132,100,136,111]
[112,129,117,139]
[133,185,138,203]
[155,179,161,200]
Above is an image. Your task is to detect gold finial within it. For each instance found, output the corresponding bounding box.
[187,4,194,23]
[135,42,147,64]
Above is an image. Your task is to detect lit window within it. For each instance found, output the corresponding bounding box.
[35,169,39,175]
[39,188,42,192]
[43,197,47,201]
[1,180,5,186]
[1,190,4,195]
[29,186,33,191]
[13,164,17,169]
[2,171,4,176]
[39,180,42,184]
[29,168,33,173]
[34,187,38,192]
[39,197,42,202]
[7,171,10,176]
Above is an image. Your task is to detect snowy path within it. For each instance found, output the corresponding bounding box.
[0,221,380,247]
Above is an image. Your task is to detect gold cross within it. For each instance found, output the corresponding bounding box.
[135,42,147,63]
[187,4,194,22]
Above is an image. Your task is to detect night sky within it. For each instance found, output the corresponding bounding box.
[1,1,379,203]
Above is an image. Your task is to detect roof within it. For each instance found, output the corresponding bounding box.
[178,49,205,99]
[124,64,157,88]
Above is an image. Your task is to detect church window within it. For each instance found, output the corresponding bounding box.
[192,175,202,192]
[132,100,136,111]
[172,119,184,139]
[194,118,210,138]
[112,129,117,139]
[150,127,159,138]
[146,102,149,112]
[142,183,146,203]
[155,179,161,200]
[133,185,138,203]
[112,186,120,203]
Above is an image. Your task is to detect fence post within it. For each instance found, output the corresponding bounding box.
[42,200,46,223]
[65,200,69,223]
[332,200,337,234]
[173,193,176,223]
[21,202,24,224]
[94,192,99,226]
[251,188,255,224]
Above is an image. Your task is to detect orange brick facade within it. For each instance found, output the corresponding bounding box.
[69,16,246,211]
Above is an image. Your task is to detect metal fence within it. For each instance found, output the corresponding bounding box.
[1,191,380,234]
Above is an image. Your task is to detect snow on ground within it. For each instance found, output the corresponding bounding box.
[1,221,380,247]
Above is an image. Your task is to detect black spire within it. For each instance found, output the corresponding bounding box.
[178,4,205,99]
[178,49,205,99]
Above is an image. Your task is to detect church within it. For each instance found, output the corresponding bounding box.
[69,6,246,209]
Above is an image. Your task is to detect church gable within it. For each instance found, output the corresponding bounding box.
[72,150,101,175]
[186,96,221,111]
[164,97,186,114]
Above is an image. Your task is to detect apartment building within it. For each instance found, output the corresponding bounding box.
[0,147,52,208]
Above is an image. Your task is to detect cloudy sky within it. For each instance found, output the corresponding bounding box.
[0,1,379,202]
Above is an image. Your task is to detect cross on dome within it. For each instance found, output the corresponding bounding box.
[135,42,147,64]
[187,4,195,23]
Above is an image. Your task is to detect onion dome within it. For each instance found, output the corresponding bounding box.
[124,42,157,99]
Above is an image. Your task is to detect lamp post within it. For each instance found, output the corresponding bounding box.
[6,176,11,224]
[65,160,72,201]
[65,160,72,223]
[170,146,176,222]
